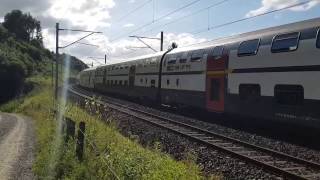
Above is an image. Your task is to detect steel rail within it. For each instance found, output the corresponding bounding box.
[68,86,320,180]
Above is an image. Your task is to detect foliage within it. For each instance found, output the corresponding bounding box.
[3,10,43,43]
[0,10,87,103]
[0,76,212,180]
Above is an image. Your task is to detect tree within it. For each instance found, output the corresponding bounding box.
[3,10,43,44]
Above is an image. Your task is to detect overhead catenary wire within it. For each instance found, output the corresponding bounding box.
[110,0,202,42]
[142,0,233,35]
[116,0,153,22]
[180,0,319,48]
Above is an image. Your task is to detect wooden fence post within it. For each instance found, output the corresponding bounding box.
[65,117,75,142]
[76,121,86,161]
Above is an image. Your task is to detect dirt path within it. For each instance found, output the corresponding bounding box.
[0,113,35,180]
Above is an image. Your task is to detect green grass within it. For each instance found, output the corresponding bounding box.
[0,76,220,180]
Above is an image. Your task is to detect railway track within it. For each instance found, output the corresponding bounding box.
[68,86,320,180]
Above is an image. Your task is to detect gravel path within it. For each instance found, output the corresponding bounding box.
[0,113,35,180]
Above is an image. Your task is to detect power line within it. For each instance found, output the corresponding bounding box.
[181,0,318,48]
[110,50,140,59]
[156,0,201,22]
[110,0,202,42]
[142,0,233,35]
[116,0,152,22]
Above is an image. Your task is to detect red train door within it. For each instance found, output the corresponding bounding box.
[206,46,227,113]
[206,75,224,112]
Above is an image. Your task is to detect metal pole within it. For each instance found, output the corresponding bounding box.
[52,52,54,87]
[105,54,107,64]
[55,23,59,101]
[160,31,163,51]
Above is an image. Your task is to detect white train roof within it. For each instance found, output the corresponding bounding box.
[168,17,320,54]
[82,67,97,72]
[92,17,320,69]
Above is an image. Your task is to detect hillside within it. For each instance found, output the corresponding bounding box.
[0,10,87,104]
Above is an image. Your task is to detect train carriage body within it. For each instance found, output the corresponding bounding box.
[93,52,164,101]
[224,18,320,125]
[78,17,320,127]
[160,48,208,108]
[79,67,97,89]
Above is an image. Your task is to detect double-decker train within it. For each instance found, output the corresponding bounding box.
[79,18,320,127]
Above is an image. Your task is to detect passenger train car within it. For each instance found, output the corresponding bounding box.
[79,18,320,127]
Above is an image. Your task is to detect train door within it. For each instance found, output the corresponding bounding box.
[206,76,224,112]
[206,46,227,112]
[103,68,106,85]
[129,65,136,87]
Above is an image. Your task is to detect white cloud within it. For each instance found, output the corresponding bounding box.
[0,17,3,23]
[246,0,320,17]
[123,23,135,28]
[63,32,206,66]
[101,32,206,64]
[49,0,115,29]
[0,0,206,67]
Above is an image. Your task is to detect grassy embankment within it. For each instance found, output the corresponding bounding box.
[0,76,213,179]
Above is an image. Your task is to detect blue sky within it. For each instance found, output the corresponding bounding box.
[1,0,320,65]
[107,0,320,42]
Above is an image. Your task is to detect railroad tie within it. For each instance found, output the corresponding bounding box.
[234,150,256,155]
[187,133,206,137]
[302,173,320,178]
[225,146,243,150]
[207,140,223,143]
[250,155,271,159]
[264,160,287,165]
[282,167,305,171]
[200,137,217,141]
[214,142,233,147]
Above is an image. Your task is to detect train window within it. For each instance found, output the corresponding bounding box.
[239,84,261,101]
[274,85,304,106]
[115,80,118,85]
[272,32,300,53]
[167,58,177,64]
[176,79,179,87]
[238,39,260,56]
[111,80,113,85]
[179,52,188,63]
[140,78,143,83]
[151,80,156,88]
[167,79,170,85]
[124,80,128,86]
[212,46,224,59]
[150,58,157,65]
[210,79,220,101]
[317,29,320,48]
[167,66,175,71]
[145,78,148,84]
[179,58,187,63]
[191,50,203,62]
